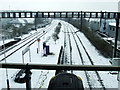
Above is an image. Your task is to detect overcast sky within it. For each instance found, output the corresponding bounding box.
[0,0,119,11]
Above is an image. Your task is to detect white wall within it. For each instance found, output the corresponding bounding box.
[90,20,99,31]
[0,18,2,30]
[100,19,109,34]
[108,25,120,41]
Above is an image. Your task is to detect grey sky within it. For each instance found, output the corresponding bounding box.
[0,0,119,11]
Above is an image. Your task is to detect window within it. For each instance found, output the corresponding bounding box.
[113,27,115,31]
[110,27,112,30]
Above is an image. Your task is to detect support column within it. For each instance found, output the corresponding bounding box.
[26,65,31,90]
[118,72,120,90]
[35,15,37,31]
[80,11,82,31]
[112,13,120,90]
[113,13,120,58]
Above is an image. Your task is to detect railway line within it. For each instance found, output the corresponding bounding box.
[73,27,106,89]
[64,23,73,73]
[0,32,37,54]
[63,22,92,88]
[62,22,106,89]
[0,20,118,89]
[70,24,106,89]
[63,23,71,65]
[0,22,57,62]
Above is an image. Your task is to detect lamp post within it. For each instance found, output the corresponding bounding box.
[37,38,40,53]
[35,15,37,31]
[113,13,120,58]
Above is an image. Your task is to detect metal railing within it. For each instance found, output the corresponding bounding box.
[1,63,120,71]
[1,63,120,90]
[1,11,120,90]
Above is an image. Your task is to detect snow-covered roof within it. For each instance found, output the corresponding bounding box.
[109,23,120,27]
[0,20,118,89]
[24,18,34,23]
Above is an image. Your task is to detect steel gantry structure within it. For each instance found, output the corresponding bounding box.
[0,11,120,90]
[1,11,120,57]
[0,11,119,19]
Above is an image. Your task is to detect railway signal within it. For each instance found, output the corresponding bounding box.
[37,38,40,54]
[1,11,120,90]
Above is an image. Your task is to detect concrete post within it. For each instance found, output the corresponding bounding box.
[111,58,120,90]
[0,13,2,40]
[118,1,120,12]
[80,11,82,31]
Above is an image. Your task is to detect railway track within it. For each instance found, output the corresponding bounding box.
[0,31,38,54]
[73,27,106,90]
[0,23,57,62]
[63,22,106,90]
[63,23,72,65]
[0,25,51,53]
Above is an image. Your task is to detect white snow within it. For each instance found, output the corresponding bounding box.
[0,20,119,89]
[62,22,118,89]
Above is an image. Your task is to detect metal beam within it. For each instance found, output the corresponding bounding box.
[0,11,119,19]
[113,13,120,58]
[1,63,120,71]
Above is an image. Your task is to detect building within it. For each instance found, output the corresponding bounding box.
[99,19,110,34]
[108,23,120,41]
[0,18,2,30]
[118,1,120,12]
[0,18,2,40]
[89,20,99,31]
[0,18,13,40]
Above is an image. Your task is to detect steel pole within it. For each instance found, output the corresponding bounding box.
[113,13,120,58]
[26,65,31,90]
[1,63,120,71]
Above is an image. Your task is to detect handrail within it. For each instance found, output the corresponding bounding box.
[1,63,120,71]
[0,11,120,19]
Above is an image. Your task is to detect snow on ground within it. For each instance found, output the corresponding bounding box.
[60,21,118,89]
[0,20,119,89]
[68,23,118,88]
[23,18,34,23]
[0,20,63,89]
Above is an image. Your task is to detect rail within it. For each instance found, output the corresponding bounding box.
[0,11,120,19]
[0,11,120,58]
[1,63,120,71]
[1,11,120,89]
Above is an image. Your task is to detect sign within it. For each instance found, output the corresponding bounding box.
[22,47,31,63]
[37,38,40,42]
